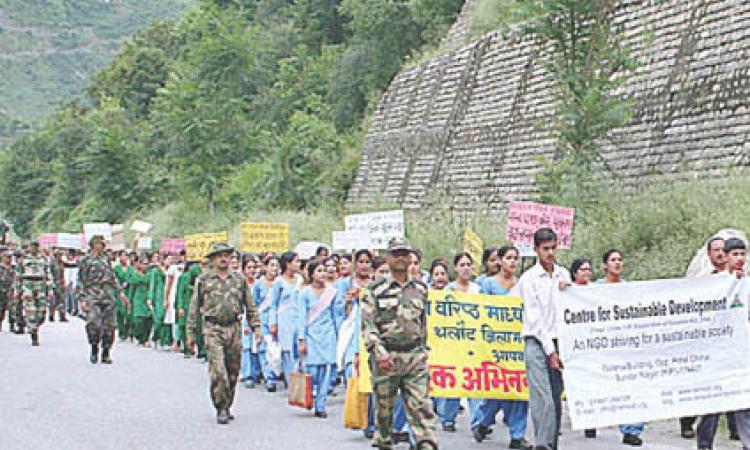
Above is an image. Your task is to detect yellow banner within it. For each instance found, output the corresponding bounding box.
[360,289,528,399]
[240,222,289,253]
[463,227,483,276]
[185,231,229,261]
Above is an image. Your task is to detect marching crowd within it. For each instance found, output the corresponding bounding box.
[2,227,750,450]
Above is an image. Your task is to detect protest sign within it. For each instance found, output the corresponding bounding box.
[360,289,528,400]
[344,210,404,249]
[83,223,112,243]
[558,276,750,430]
[332,230,373,251]
[137,237,153,250]
[38,233,58,249]
[185,231,228,261]
[506,201,575,256]
[240,222,289,253]
[160,238,186,255]
[111,224,125,251]
[57,233,83,249]
[130,220,153,234]
[294,241,327,260]
[463,228,483,276]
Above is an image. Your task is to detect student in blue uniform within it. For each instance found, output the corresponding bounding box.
[270,251,302,388]
[297,259,340,418]
[241,256,262,388]
[473,246,529,450]
[254,255,280,391]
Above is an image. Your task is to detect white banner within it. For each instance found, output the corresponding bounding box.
[558,275,750,429]
[56,233,83,250]
[332,230,373,251]
[83,223,112,242]
[344,210,404,250]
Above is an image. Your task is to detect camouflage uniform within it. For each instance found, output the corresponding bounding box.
[10,252,24,333]
[48,255,66,322]
[0,259,14,331]
[77,250,123,362]
[361,239,438,450]
[187,245,260,423]
[15,248,51,344]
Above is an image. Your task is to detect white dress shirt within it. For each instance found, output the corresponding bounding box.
[517,262,571,356]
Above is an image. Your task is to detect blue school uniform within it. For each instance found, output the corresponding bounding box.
[470,276,528,440]
[253,278,279,386]
[270,277,301,387]
[297,286,339,413]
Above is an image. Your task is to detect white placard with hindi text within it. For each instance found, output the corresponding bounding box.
[83,223,112,243]
[332,230,373,251]
[558,275,750,429]
[344,210,404,249]
[137,237,153,250]
[57,233,83,249]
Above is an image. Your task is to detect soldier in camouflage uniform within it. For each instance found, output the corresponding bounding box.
[187,243,260,425]
[48,249,67,322]
[10,250,25,334]
[0,250,14,332]
[361,237,438,450]
[14,241,52,346]
[77,235,129,364]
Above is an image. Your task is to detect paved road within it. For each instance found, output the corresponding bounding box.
[0,319,738,450]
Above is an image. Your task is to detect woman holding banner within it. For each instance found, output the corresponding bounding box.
[598,249,645,447]
[297,260,339,418]
[435,253,481,433]
[473,246,528,449]
[570,258,596,438]
[254,255,281,392]
[270,251,302,388]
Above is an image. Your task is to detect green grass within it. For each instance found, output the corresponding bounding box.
[128,175,750,281]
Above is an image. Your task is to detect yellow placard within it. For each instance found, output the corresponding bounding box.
[359,289,528,399]
[185,231,229,261]
[463,227,484,276]
[240,222,289,253]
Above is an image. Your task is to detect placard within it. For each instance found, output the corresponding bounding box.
[294,241,327,260]
[463,228,483,276]
[332,230,373,251]
[360,289,528,400]
[240,222,289,253]
[130,220,153,234]
[558,276,750,429]
[83,223,112,243]
[57,233,83,250]
[185,231,229,261]
[344,210,404,250]
[111,224,125,251]
[38,233,58,249]
[506,201,575,256]
[137,236,153,250]
[160,238,186,256]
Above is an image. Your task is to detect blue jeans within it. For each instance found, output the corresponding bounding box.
[619,423,644,436]
[437,398,460,424]
[307,364,333,413]
[474,399,528,439]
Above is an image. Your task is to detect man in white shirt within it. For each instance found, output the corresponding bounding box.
[516,228,570,450]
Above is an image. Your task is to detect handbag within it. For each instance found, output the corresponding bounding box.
[343,374,368,429]
[288,361,313,410]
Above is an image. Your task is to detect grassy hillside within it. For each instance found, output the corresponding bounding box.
[0,0,193,134]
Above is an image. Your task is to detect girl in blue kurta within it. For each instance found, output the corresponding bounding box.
[473,246,529,449]
[297,260,339,417]
[270,251,302,388]
[240,257,261,388]
[254,255,280,391]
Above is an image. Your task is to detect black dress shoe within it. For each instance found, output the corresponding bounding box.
[509,438,523,449]
[584,429,596,438]
[314,411,328,419]
[622,433,643,446]
[441,422,456,432]
[680,426,695,439]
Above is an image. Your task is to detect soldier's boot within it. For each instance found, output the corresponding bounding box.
[9,321,15,333]
[216,410,230,425]
[48,309,55,322]
[15,325,24,335]
[90,344,99,364]
[31,331,39,346]
[101,347,112,364]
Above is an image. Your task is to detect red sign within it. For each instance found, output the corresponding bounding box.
[159,238,186,255]
[506,201,575,250]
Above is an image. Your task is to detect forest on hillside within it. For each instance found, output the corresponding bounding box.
[1,0,464,237]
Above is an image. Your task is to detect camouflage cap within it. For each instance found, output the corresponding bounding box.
[206,242,234,259]
[89,235,106,248]
[387,237,413,252]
